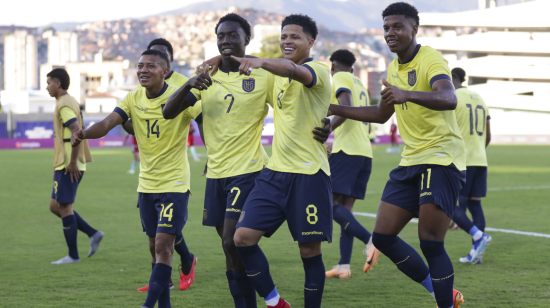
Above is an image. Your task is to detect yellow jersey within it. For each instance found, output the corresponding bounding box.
[189,67,273,178]
[115,83,196,193]
[268,59,331,175]
[55,106,86,171]
[455,87,489,167]
[330,72,373,158]
[387,45,465,170]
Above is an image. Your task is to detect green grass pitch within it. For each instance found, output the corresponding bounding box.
[1,145,549,307]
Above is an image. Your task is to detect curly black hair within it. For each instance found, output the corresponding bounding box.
[329,49,356,67]
[147,38,174,60]
[215,13,252,37]
[141,49,171,70]
[451,67,466,83]
[47,68,70,90]
[382,2,420,26]
[281,14,318,40]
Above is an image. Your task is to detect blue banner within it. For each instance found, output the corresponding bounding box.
[0,122,6,138]
[14,120,120,139]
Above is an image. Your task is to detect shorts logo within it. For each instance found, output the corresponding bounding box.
[242,78,255,92]
[420,192,432,197]
[203,209,207,220]
[302,231,323,235]
[238,211,245,223]
[408,69,417,86]
[158,223,173,228]
[226,208,242,213]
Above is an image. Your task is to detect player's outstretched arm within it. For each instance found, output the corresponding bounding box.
[163,73,212,119]
[121,118,134,136]
[382,78,457,111]
[332,91,352,131]
[231,56,314,86]
[329,96,394,124]
[71,112,123,147]
[66,120,82,182]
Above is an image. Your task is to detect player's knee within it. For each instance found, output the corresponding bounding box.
[49,202,60,217]
[222,236,236,253]
[372,232,398,250]
[298,242,321,258]
[233,229,255,247]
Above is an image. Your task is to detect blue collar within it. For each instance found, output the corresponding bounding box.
[399,44,421,65]
[219,66,240,73]
[146,82,168,99]
[302,57,313,65]
[165,71,174,80]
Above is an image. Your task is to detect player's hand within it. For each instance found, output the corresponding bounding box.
[202,162,207,176]
[71,129,85,147]
[313,118,332,144]
[188,72,212,91]
[327,105,334,117]
[326,143,333,158]
[381,78,408,105]
[196,55,222,76]
[65,162,80,183]
[231,56,264,76]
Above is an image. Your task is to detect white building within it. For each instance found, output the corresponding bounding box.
[43,30,80,65]
[248,24,281,55]
[418,0,550,144]
[3,30,37,91]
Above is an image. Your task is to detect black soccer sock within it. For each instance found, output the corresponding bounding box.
[174,233,194,274]
[143,263,172,308]
[302,254,325,308]
[157,280,171,308]
[372,233,430,283]
[468,199,486,232]
[227,270,245,308]
[458,195,468,211]
[338,224,354,265]
[236,245,275,298]
[73,211,97,237]
[420,240,454,308]
[234,271,257,308]
[452,205,475,235]
[62,215,79,259]
[333,204,371,244]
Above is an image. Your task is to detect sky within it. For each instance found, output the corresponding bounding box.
[1,0,210,27]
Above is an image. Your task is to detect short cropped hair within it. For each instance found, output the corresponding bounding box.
[451,67,466,83]
[47,68,70,90]
[329,49,356,67]
[382,2,420,26]
[147,38,174,59]
[281,14,318,40]
[216,13,252,37]
[141,49,171,70]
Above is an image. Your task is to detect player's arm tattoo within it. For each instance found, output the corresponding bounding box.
[107,116,114,123]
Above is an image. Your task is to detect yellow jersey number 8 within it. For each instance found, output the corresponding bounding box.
[306,204,318,225]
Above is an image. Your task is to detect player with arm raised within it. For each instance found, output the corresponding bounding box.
[223,14,332,308]
[329,3,465,307]
[72,49,207,308]
[47,68,103,264]
[451,68,492,265]
[324,49,380,280]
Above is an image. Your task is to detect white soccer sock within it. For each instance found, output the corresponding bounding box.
[339,264,350,271]
[472,230,483,241]
[265,294,280,306]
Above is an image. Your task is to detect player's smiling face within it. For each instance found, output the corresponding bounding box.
[216,21,249,60]
[137,55,168,88]
[280,24,314,64]
[383,15,418,54]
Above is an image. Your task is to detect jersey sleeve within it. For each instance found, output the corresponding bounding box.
[302,62,325,91]
[59,107,78,127]
[424,52,451,88]
[331,73,351,104]
[187,102,203,122]
[114,94,132,124]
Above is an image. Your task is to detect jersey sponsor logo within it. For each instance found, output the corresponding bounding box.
[213,79,223,85]
[134,105,149,112]
[242,78,255,92]
[158,223,173,228]
[302,231,323,235]
[175,181,184,185]
[420,192,432,197]
[408,69,417,86]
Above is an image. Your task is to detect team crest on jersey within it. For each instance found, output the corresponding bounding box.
[408,69,417,86]
[242,78,255,92]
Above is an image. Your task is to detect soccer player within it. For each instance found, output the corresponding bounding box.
[226,14,332,308]
[451,68,492,264]
[72,49,207,308]
[329,3,466,308]
[187,123,200,162]
[124,133,140,174]
[324,49,380,279]
[390,120,400,153]
[46,68,104,264]
[137,38,198,292]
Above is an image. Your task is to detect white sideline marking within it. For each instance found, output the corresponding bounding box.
[365,185,550,195]
[354,212,550,238]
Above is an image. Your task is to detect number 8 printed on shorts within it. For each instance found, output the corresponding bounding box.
[306,204,318,225]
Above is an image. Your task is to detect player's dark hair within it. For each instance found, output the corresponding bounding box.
[329,49,356,67]
[451,67,466,83]
[147,38,174,59]
[382,2,420,26]
[47,68,70,90]
[281,14,318,40]
[215,13,252,37]
[141,49,171,70]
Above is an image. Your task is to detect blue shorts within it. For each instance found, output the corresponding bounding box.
[381,164,466,218]
[203,171,260,227]
[139,192,189,237]
[236,169,333,243]
[329,151,372,200]
[51,170,85,204]
[460,166,487,198]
